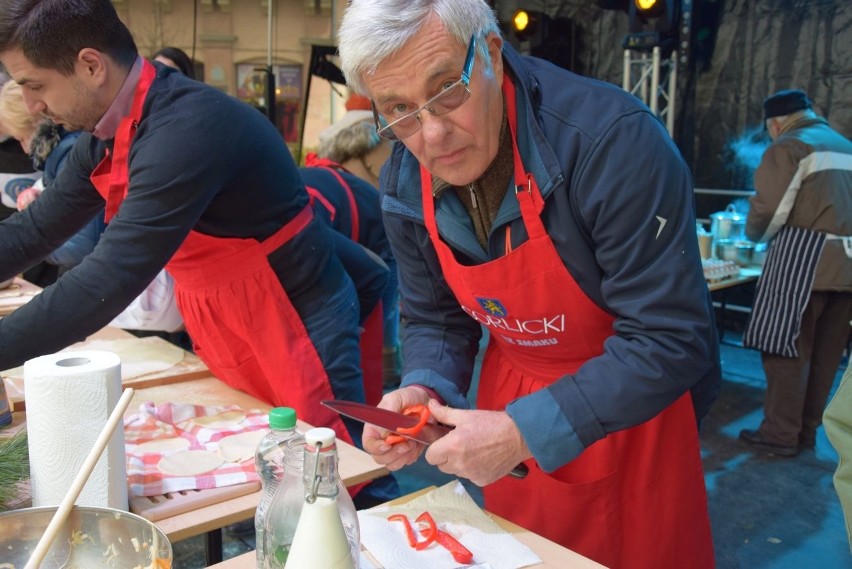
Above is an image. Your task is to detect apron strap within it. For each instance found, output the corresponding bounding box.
[103,60,157,222]
[421,75,548,243]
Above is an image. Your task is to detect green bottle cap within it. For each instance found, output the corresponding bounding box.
[268,407,297,430]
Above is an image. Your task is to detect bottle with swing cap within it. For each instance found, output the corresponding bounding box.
[283,427,359,569]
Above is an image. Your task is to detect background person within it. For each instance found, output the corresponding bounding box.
[0,0,368,454]
[0,80,99,272]
[824,354,852,551]
[740,89,852,456]
[337,1,720,567]
[152,46,195,79]
[0,72,40,220]
[303,93,401,391]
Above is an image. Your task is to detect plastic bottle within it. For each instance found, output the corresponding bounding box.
[254,407,298,569]
[281,427,360,569]
[262,435,306,568]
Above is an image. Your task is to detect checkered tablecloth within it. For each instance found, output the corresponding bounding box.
[125,402,269,497]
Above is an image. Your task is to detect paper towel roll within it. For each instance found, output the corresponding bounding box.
[24,350,128,510]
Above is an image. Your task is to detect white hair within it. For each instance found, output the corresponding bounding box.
[338,0,501,95]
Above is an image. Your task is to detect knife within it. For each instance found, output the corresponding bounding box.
[322,400,529,479]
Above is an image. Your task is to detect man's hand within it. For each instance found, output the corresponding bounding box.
[16,187,41,211]
[360,385,431,472]
[423,400,532,486]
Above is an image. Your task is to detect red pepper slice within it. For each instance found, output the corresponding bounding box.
[387,514,417,548]
[430,528,474,564]
[385,404,430,445]
[413,511,438,550]
[396,404,430,434]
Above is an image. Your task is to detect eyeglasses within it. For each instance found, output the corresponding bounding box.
[372,35,477,141]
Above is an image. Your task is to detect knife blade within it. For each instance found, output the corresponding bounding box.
[322,400,529,479]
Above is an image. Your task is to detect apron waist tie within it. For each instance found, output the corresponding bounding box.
[170,205,314,290]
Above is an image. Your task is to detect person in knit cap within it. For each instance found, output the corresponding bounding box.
[740,89,852,457]
[302,92,401,393]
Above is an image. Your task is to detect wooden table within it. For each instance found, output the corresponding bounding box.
[707,266,761,292]
[129,377,389,565]
[707,267,761,343]
[4,327,388,565]
[207,486,606,569]
[0,277,41,317]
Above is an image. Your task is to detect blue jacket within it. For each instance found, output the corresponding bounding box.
[381,44,721,472]
[41,130,106,269]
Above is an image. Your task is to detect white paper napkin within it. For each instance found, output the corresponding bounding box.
[358,480,542,569]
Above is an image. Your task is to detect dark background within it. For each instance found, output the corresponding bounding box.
[491,0,851,217]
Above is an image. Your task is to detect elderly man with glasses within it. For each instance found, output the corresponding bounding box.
[338,1,720,567]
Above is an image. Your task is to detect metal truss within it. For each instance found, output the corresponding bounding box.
[622,46,678,137]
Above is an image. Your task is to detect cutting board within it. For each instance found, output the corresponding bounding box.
[2,330,209,412]
[129,481,261,522]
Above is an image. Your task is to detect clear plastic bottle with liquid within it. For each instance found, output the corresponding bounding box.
[272,427,360,569]
[254,407,298,569]
[261,435,306,568]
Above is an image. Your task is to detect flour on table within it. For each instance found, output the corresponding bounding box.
[190,410,246,429]
[1,336,185,380]
[157,450,224,476]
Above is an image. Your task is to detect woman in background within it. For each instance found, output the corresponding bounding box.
[153,46,195,79]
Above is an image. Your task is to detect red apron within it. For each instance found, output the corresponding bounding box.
[418,77,714,568]
[304,155,384,406]
[89,60,353,445]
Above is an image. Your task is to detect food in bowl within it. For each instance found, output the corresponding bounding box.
[0,505,172,568]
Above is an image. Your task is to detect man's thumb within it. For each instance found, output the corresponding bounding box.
[427,399,458,428]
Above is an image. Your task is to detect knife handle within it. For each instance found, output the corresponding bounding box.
[508,463,529,479]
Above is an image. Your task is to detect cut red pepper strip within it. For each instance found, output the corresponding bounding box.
[413,511,438,550]
[426,528,474,564]
[396,404,430,434]
[384,404,431,445]
[387,514,417,548]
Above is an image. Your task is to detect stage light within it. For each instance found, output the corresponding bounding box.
[635,0,661,13]
[626,0,680,49]
[512,9,535,38]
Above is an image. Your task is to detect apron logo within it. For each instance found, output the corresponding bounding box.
[475,297,507,317]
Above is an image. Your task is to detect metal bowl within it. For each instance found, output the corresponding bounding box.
[0,505,172,568]
[715,239,738,261]
[734,241,756,267]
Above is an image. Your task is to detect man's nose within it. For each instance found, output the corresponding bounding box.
[418,112,451,142]
[22,93,45,116]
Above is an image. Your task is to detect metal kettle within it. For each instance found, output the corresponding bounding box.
[709,203,746,241]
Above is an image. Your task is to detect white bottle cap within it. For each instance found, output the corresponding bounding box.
[305,427,336,450]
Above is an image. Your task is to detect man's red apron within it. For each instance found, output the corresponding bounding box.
[304,154,384,406]
[88,60,352,445]
[418,76,714,568]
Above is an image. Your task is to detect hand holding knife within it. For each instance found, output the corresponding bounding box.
[322,400,529,479]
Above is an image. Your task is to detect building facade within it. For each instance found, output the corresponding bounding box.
[112,0,348,158]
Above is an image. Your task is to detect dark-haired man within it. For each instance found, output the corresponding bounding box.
[0,0,377,449]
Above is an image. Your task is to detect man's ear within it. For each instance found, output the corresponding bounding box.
[486,32,504,82]
[76,48,108,85]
